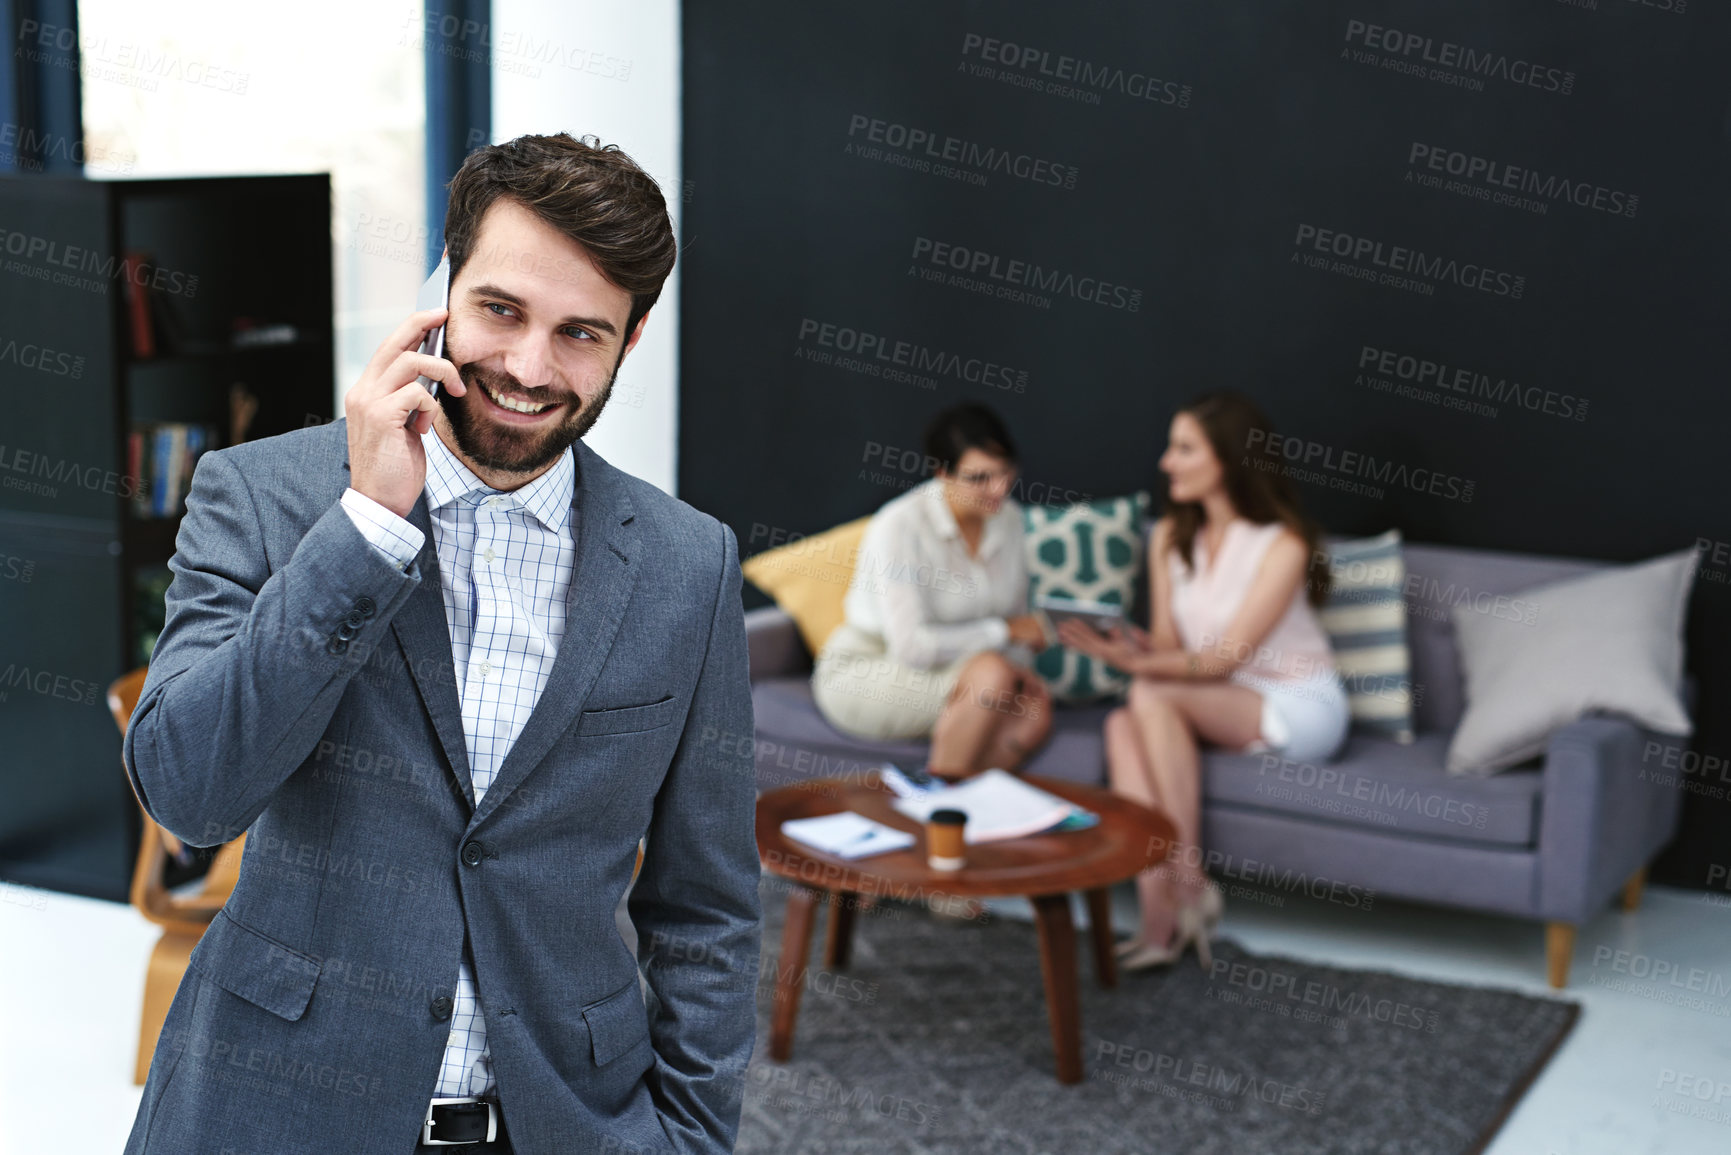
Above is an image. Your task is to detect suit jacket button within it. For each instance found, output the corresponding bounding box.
[343,609,366,629]
[355,596,376,618]
[461,840,485,867]
[326,635,349,655]
[336,621,359,641]
[430,995,453,1020]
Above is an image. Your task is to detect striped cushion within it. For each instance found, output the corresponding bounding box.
[1319,530,1418,743]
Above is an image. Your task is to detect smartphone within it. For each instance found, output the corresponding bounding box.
[405,256,450,428]
[889,762,936,788]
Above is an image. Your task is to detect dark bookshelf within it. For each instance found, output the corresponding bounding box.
[0,173,335,902]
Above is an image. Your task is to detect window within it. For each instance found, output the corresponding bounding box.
[77,0,427,405]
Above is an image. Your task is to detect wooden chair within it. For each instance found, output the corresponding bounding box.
[108,668,246,1085]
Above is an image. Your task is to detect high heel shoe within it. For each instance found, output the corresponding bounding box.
[1195,880,1223,934]
[1114,935,1151,959]
[1172,895,1215,972]
[1118,937,1182,971]
[1119,884,1224,972]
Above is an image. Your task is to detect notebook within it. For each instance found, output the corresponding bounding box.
[780,811,915,859]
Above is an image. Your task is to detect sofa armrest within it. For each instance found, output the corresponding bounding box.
[745,605,812,681]
[1536,715,1685,923]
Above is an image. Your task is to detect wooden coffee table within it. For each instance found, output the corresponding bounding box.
[755,772,1175,1084]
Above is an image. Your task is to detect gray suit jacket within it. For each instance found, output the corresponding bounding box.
[122,419,761,1154]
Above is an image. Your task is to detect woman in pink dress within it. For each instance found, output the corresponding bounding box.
[1057,392,1348,971]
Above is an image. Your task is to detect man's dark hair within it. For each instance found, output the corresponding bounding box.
[443,132,677,337]
[922,403,1019,474]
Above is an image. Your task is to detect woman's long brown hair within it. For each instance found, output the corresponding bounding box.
[1163,391,1332,607]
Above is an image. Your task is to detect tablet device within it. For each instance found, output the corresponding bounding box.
[1034,593,1125,634]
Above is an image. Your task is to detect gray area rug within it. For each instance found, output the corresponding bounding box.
[736,878,1578,1155]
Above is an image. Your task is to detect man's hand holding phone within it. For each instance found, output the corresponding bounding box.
[344,309,466,519]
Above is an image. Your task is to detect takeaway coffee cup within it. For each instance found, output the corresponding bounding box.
[927,808,967,871]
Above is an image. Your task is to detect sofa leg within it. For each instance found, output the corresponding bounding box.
[1545,922,1576,989]
[1621,866,1647,913]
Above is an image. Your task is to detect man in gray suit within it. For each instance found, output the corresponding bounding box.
[123,133,761,1153]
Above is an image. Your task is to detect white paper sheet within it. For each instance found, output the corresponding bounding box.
[890,769,1080,844]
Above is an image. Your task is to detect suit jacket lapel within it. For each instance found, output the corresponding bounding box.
[466,440,641,833]
[338,434,476,810]
[390,493,478,811]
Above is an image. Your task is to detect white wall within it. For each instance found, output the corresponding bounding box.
[491,0,682,494]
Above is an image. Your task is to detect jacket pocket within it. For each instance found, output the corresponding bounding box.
[583,977,651,1066]
[577,694,679,736]
[187,908,322,1021]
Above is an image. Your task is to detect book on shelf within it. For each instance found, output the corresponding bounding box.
[122,251,155,359]
[121,249,197,358]
[128,421,216,518]
[146,275,188,354]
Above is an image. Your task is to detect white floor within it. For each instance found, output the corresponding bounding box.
[3,877,1728,1154]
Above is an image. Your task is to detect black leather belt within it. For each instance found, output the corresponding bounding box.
[421,1097,502,1146]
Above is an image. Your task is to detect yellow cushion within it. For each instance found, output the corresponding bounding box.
[741,516,872,656]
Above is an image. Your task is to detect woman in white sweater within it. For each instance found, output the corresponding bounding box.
[812,405,1055,778]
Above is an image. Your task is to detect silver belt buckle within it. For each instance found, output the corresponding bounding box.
[422,1096,498,1146]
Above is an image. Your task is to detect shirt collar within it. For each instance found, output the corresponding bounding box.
[921,478,1009,557]
[421,427,576,534]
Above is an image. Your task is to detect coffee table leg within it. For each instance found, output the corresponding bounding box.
[824,891,856,969]
[769,885,824,1062]
[1031,892,1083,1085]
[1084,887,1117,989]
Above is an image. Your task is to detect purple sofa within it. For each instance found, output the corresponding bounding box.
[744,537,1690,988]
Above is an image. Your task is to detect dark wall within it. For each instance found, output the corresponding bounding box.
[679,1,1731,888]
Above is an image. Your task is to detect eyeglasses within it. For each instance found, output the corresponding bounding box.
[953,465,1017,488]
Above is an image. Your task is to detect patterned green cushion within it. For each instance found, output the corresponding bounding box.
[1023,492,1152,702]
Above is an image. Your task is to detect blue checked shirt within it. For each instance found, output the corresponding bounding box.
[339,427,577,1098]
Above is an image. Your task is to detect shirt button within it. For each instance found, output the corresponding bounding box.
[478,660,492,677]
[430,995,453,1020]
[483,548,495,564]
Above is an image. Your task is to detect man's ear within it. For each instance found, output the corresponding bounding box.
[620,308,652,361]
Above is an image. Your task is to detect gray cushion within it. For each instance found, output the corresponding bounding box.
[1202,806,1542,919]
[1445,549,1696,776]
[754,675,1544,847]
[1202,734,1542,848]
[1399,542,1605,735]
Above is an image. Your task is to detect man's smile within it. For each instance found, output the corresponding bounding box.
[476,377,566,420]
